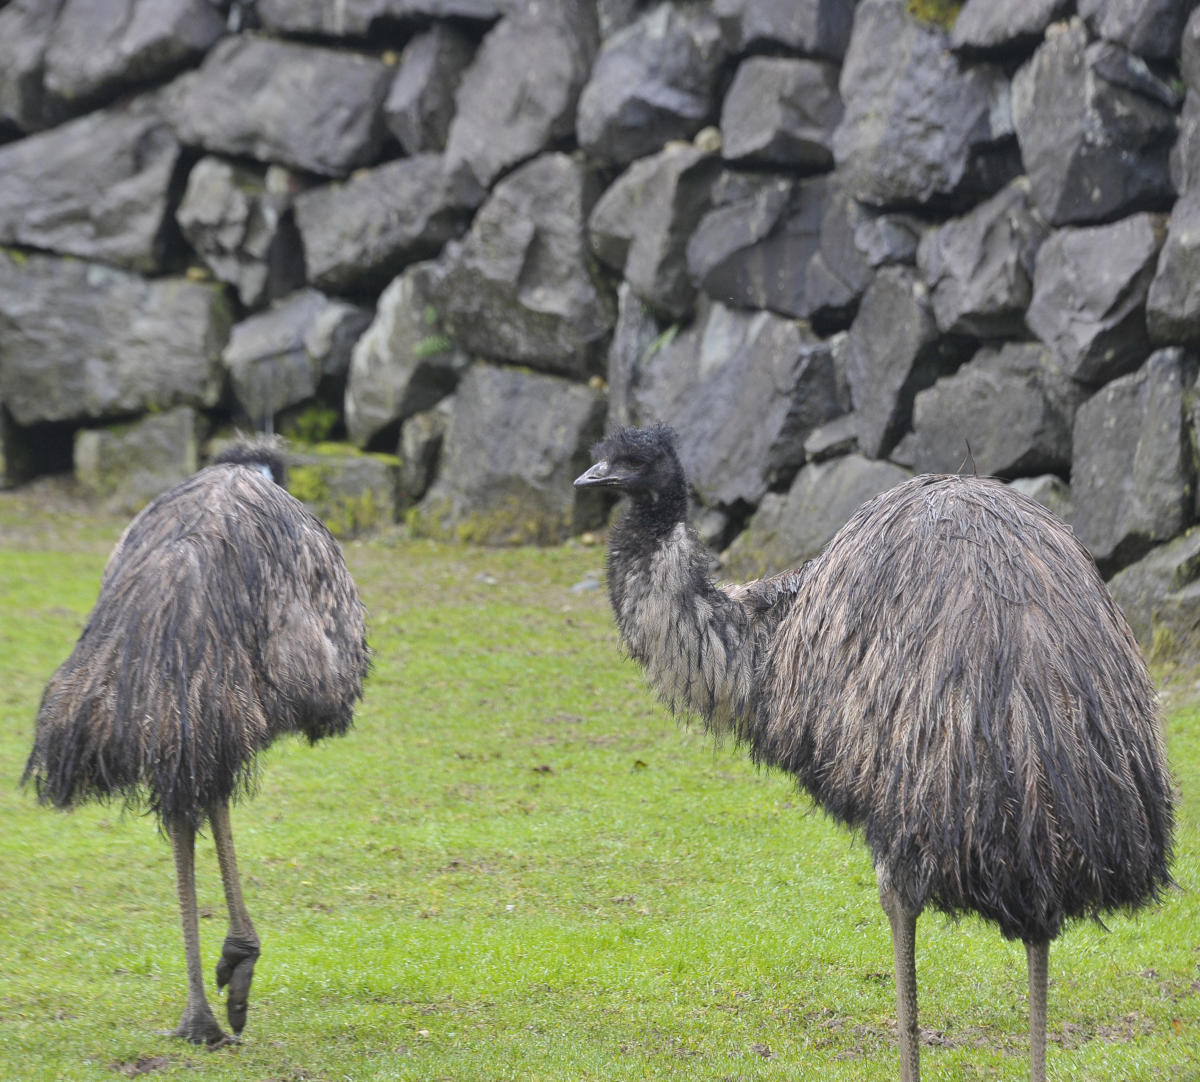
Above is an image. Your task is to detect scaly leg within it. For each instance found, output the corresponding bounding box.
[168,816,228,1046]
[1027,939,1049,1082]
[210,800,260,1037]
[881,888,921,1082]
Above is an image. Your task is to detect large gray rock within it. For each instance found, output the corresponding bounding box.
[384,23,474,155]
[294,154,480,295]
[430,152,614,377]
[43,0,223,108]
[344,263,469,450]
[917,177,1049,337]
[444,7,596,191]
[722,454,911,579]
[605,280,665,434]
[176,156,304,308]
[719,56,842,171]
[576,2,726,166]
[168,35,393,177]
[223,290,371,430]
[1147,192,1200,346]
[588,142,720,320]
[844,265,973,459]
[686,172,827,318]
[285,447,402,539]
[1026,212,1166,386]
[397,401,452,503]
[1108,528,1200,647]
[714,0,855,59]
[910,342,1084,478]
[0,98,181,271]
[1011,19,1177,227]
[0,0,68,132]
[951,0,1070,53]
[74,407,202,514]
[834,0,1016,209]
[1071,348,1197,572]
[414,362,607,545]
[0,251,230,425]
[256,0,514,36]
[628,299,845,507]
[1078,0,1195,60]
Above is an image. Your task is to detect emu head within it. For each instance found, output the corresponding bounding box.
[574,424,686,506]
[212,437,287,487]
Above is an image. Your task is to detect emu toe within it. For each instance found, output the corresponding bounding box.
[170,1006,230,1047]
[216,934,261,1035]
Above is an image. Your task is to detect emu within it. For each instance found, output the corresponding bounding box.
[23,438,369,1046]
[575,424,1173,1082]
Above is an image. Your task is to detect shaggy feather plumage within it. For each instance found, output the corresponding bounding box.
[23,444,369,829]
[577,424,1173,1079]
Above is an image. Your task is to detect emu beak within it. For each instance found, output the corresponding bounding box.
[574,460,619,488]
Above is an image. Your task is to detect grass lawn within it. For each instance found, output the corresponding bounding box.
[0,483,1197,1081]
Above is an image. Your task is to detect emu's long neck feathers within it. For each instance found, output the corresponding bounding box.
[606,497,795,749]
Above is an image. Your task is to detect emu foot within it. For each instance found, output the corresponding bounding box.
[168,1005,231,1047]
[216,934,260,1036]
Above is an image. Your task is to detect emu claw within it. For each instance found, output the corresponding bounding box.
[167,1009,230,1047]
[216,934,260,1035]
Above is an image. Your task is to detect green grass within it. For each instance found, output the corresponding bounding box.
[0,487,1198,1081]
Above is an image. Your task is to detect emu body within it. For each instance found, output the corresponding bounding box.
[24,440,369,1046]
[576,424,1173,1081]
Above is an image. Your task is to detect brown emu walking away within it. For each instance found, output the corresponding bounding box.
[23,439,369,1046]
[575,424,1173,1081]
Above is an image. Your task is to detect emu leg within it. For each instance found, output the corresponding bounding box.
[210,800,260,1037]
[881,889,921,1082]
[1027,939,1049,1082]
[167,816,228,1046]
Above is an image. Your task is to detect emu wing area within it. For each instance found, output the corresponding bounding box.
[25,466,368,827]
[763,474,1173,942]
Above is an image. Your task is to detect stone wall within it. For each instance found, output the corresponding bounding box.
[2,0,1200,652]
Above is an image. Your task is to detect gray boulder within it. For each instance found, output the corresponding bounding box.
[414,362,607,545]
[605,281,665,434]
[344,264,468,449]
[1071,348,1197,572]
[917,177,1048,337]
[285,447,402,538]
[714,0,855,59]
[0,251,230,426]
[951,0,1070,53]
[1078,0,1195,60]
[910,342,1084,478]
[397,401,452,504]
[834,0,1016,209]
[256,0,514,36]
[629,299,845,507]
[176,156,304,308]
[588,142,721,320]
[168,35,393,177]
[1147,192,1200,346]
[43,0,223,108]
[294,154,480,294]
[444,6,596,190]
[384,23,474,155]
[719,56,842,171]
[845,265,973,459]
[1009,474,1072,521]
[223,290,371,430]
[576,2,726,166]
[1011,19,1177,227]
[1026,212,1166,386]
[74,407,202,514]
[0,0,68,132]
[430,152,614,377]
[722,454,910,579]
[686,172,827,318]
[0,97,181,272]
[1108,528,1200,648]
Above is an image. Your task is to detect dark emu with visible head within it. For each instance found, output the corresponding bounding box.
[576,424,1173,1082]
[23,438,369,1047]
